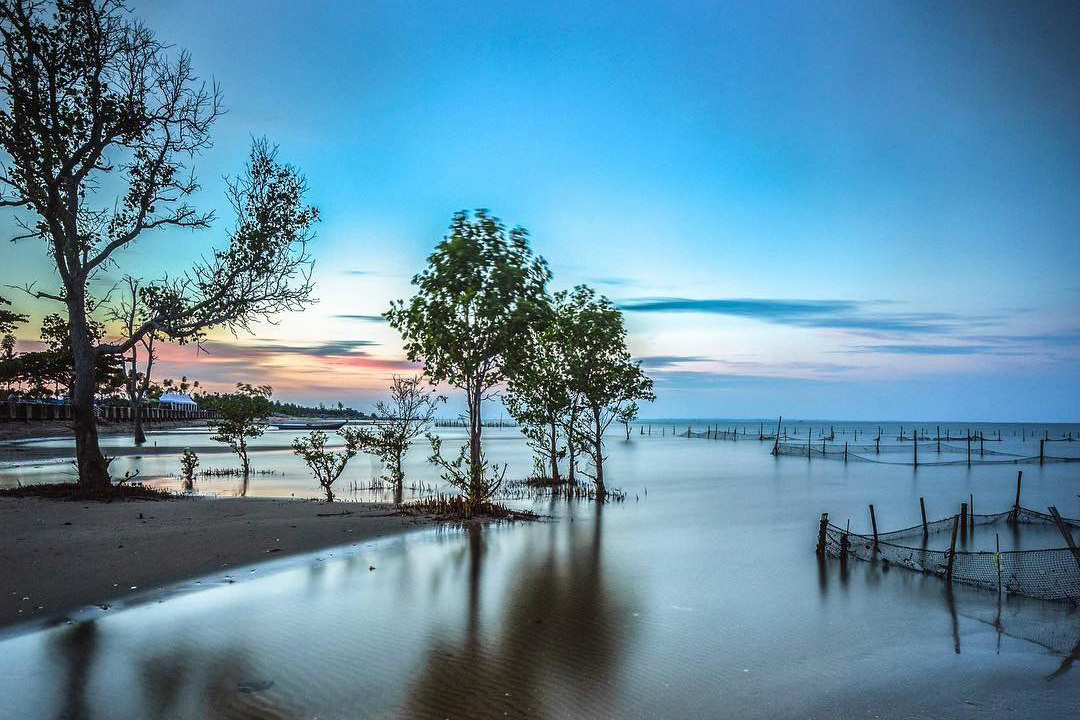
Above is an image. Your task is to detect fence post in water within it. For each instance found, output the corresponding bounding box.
[876,436,880,454]
[946,515,960,585]
[980,434,984,457]
[969,493,974,532]
[913,433,918,468]
[920,497,928,535]
[1010,470,1023,523]
[1040,438,1045,465]
[816,513,829,556]
[844,442,848,463]
[960,502,968,534]
[771,416,782,455]
[1047,506,1080,572]
[807,432,811,460]
[967,436,971,467]
[869,504,879,548]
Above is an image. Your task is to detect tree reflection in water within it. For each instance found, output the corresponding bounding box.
[404,501,638,719]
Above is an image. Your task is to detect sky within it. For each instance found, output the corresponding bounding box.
[2,0,1079,420]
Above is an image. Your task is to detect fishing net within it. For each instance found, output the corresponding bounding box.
[774,440,1080,466]
[822,507,1080,603]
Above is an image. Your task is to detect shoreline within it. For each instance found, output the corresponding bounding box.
[0,495,434,633]
[0,418,207,444]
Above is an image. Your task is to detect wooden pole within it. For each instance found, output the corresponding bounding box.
[913,432,918,468]
[1040,438,1045,465]
[920,497,928,535]
[816,512,829,556]
[967,435,971,467]
[771,416,782,455]
[869,504,879,548]
[969,493,974,532]
[1047,506,1080,572]
[844,442,848,463]
[946,514,960,585]
[1011,470,1023,522]
[960,502,968,533]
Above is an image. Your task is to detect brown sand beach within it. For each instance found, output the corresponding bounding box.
[0,496,432,631]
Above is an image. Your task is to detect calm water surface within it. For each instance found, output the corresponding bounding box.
[1,422,1079,719]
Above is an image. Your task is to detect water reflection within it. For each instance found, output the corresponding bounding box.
[405,503,637,719]
[52,622,97,720]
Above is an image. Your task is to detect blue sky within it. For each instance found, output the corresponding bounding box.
[2,1,1078,419]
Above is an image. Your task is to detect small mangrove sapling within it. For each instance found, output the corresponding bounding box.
[426,434,508,513]
[180,449,200,491]
[356,375,444,502]
[292,428,364,502]
[208,384,273,477]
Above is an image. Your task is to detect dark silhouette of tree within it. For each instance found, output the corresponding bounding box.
[208,383,272,479]
[386,209,550,514]
[108,276,158,444]
[0,1,318,488]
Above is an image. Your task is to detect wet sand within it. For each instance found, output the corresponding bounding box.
[0,496,431,631]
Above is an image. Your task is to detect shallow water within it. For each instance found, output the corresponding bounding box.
[2,421,1079,719]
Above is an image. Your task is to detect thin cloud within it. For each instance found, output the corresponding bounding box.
[637,354,711,368]
[588,276,634,287]
[843,344,993,356]
[199,339,379,358]
[334,314,386,322]
[619,297,977,334]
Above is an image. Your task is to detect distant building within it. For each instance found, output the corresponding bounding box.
[157,391,198,411]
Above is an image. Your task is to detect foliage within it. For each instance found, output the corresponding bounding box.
[292,428,363,502]
[208,383,273,476]
[426,434,507,514]
[618,401,639,441]
[503,306,570,482]
[180,448,199,492]
[0,295,26,335]
[355,375,444,497]
[0,312,124,396]
[386,209,550,510]
[0,1,319,487]
[559,286,654,495]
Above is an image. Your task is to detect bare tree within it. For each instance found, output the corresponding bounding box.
[357,375,444,503]
[108,276,157,445]
[0,1,318,487]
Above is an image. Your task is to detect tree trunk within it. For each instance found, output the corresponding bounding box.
[468,384,483,511]
[68,294,110,488]
[549,419,560,483]
[393,452,404,504]
[567,428,577,483]
[593,411,605,499]
[130,395,146,445]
